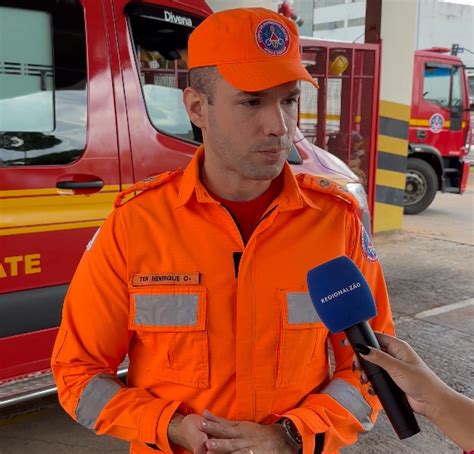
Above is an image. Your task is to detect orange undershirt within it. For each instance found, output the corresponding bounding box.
[211,175,284,243]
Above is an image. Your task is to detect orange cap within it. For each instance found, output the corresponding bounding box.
[188,7,318,92]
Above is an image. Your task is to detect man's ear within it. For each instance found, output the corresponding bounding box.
[183,87,207,129]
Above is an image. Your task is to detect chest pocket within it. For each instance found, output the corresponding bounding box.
[277,289,329,388]
[129,285,209,389]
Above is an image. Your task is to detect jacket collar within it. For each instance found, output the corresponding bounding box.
[176,145,218,208]
[176,145,321,212]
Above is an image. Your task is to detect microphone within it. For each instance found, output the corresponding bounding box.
[306,256,420,440]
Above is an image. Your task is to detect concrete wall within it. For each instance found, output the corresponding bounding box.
[418,0,474,66]
[379,2,417,106]
[293,0,314,37]
[373,0,417,232]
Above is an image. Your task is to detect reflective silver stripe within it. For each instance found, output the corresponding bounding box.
[134,294,199,326]
[86,227,101,251]
[287,292,321,324]
[76,374,123,430]
[322,379,374,431]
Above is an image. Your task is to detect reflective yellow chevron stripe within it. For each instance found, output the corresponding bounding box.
[0,185,130,236]
[299,113,362,123]
[409,119,467,129]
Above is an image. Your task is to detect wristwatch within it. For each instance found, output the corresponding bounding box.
[278,417,303,446]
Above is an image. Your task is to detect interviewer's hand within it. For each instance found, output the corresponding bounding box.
[200,410,299,453]
[354,332,474,452]
[354,331,445,417]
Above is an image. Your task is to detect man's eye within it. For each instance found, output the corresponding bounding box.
[242,99,260,107]
[283,97,299,105]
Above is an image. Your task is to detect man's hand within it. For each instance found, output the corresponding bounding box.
[200,410,299,453]
[168,413,208,454]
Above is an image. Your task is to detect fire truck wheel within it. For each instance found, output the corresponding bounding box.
[404,158,438,215]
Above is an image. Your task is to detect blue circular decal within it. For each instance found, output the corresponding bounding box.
[256,20,290,56]
[429,113,444,134]
[361,227,378,262]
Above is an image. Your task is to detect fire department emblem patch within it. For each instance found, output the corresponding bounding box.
[256,20,290,56]
[361,227,378,262]
[429,113,444,134]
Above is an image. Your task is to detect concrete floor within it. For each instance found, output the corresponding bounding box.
[403,180,474,245]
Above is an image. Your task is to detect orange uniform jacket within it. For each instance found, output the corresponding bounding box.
[52,146,395,454]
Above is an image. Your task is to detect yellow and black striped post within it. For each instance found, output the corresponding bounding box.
[374,101,410,232]
[371,0,417,232]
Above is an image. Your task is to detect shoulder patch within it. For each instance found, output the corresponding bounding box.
[361,226,378,262]
[114,169,181,208]
[296,173,358,210]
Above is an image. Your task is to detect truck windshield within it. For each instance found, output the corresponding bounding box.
[127,6,202,143]
[423,63,461,108]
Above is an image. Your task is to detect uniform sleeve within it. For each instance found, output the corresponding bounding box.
[282,210,395,454]
[51,208,180,453]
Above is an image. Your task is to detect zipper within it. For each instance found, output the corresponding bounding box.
[253,205,278,234]
[219,203,280,278]
[220,202,279,421]
[221,205,245,246]
[220,203,279,248]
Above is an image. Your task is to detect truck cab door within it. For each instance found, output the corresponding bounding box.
[414,60,465,159]
[448,65,463,132]
[111,1,209,184]
[0,0,120,379]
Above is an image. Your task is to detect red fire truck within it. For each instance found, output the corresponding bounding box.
[405,48,472,214]
[297,45,472,215]
[0,0,380,407]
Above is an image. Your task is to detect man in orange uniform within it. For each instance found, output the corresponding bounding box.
[52,7,394,454]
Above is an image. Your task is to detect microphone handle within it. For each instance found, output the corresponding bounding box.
[344,322,421,439]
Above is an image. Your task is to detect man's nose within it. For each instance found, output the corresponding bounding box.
[263,106,289,137]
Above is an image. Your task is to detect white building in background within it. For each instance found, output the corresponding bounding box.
[304,0,474,66]
[207,0,279,13]
[309,0,366,42]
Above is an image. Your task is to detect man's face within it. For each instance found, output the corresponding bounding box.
[202,76,300,183]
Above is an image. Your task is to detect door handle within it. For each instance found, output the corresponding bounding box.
[56,180,104,190]
[416,129,427,140]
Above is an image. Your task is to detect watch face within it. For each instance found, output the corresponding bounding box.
[284,418,302,444]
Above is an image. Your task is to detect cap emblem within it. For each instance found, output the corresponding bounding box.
[256,20,290,56]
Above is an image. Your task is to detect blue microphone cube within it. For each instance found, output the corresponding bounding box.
[307,256,377,333]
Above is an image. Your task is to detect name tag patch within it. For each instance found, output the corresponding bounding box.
[132,273,200,286]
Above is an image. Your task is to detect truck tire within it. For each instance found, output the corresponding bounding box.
[404,158,438,215]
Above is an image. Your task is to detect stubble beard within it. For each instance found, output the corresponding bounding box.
[242,150,289,180]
